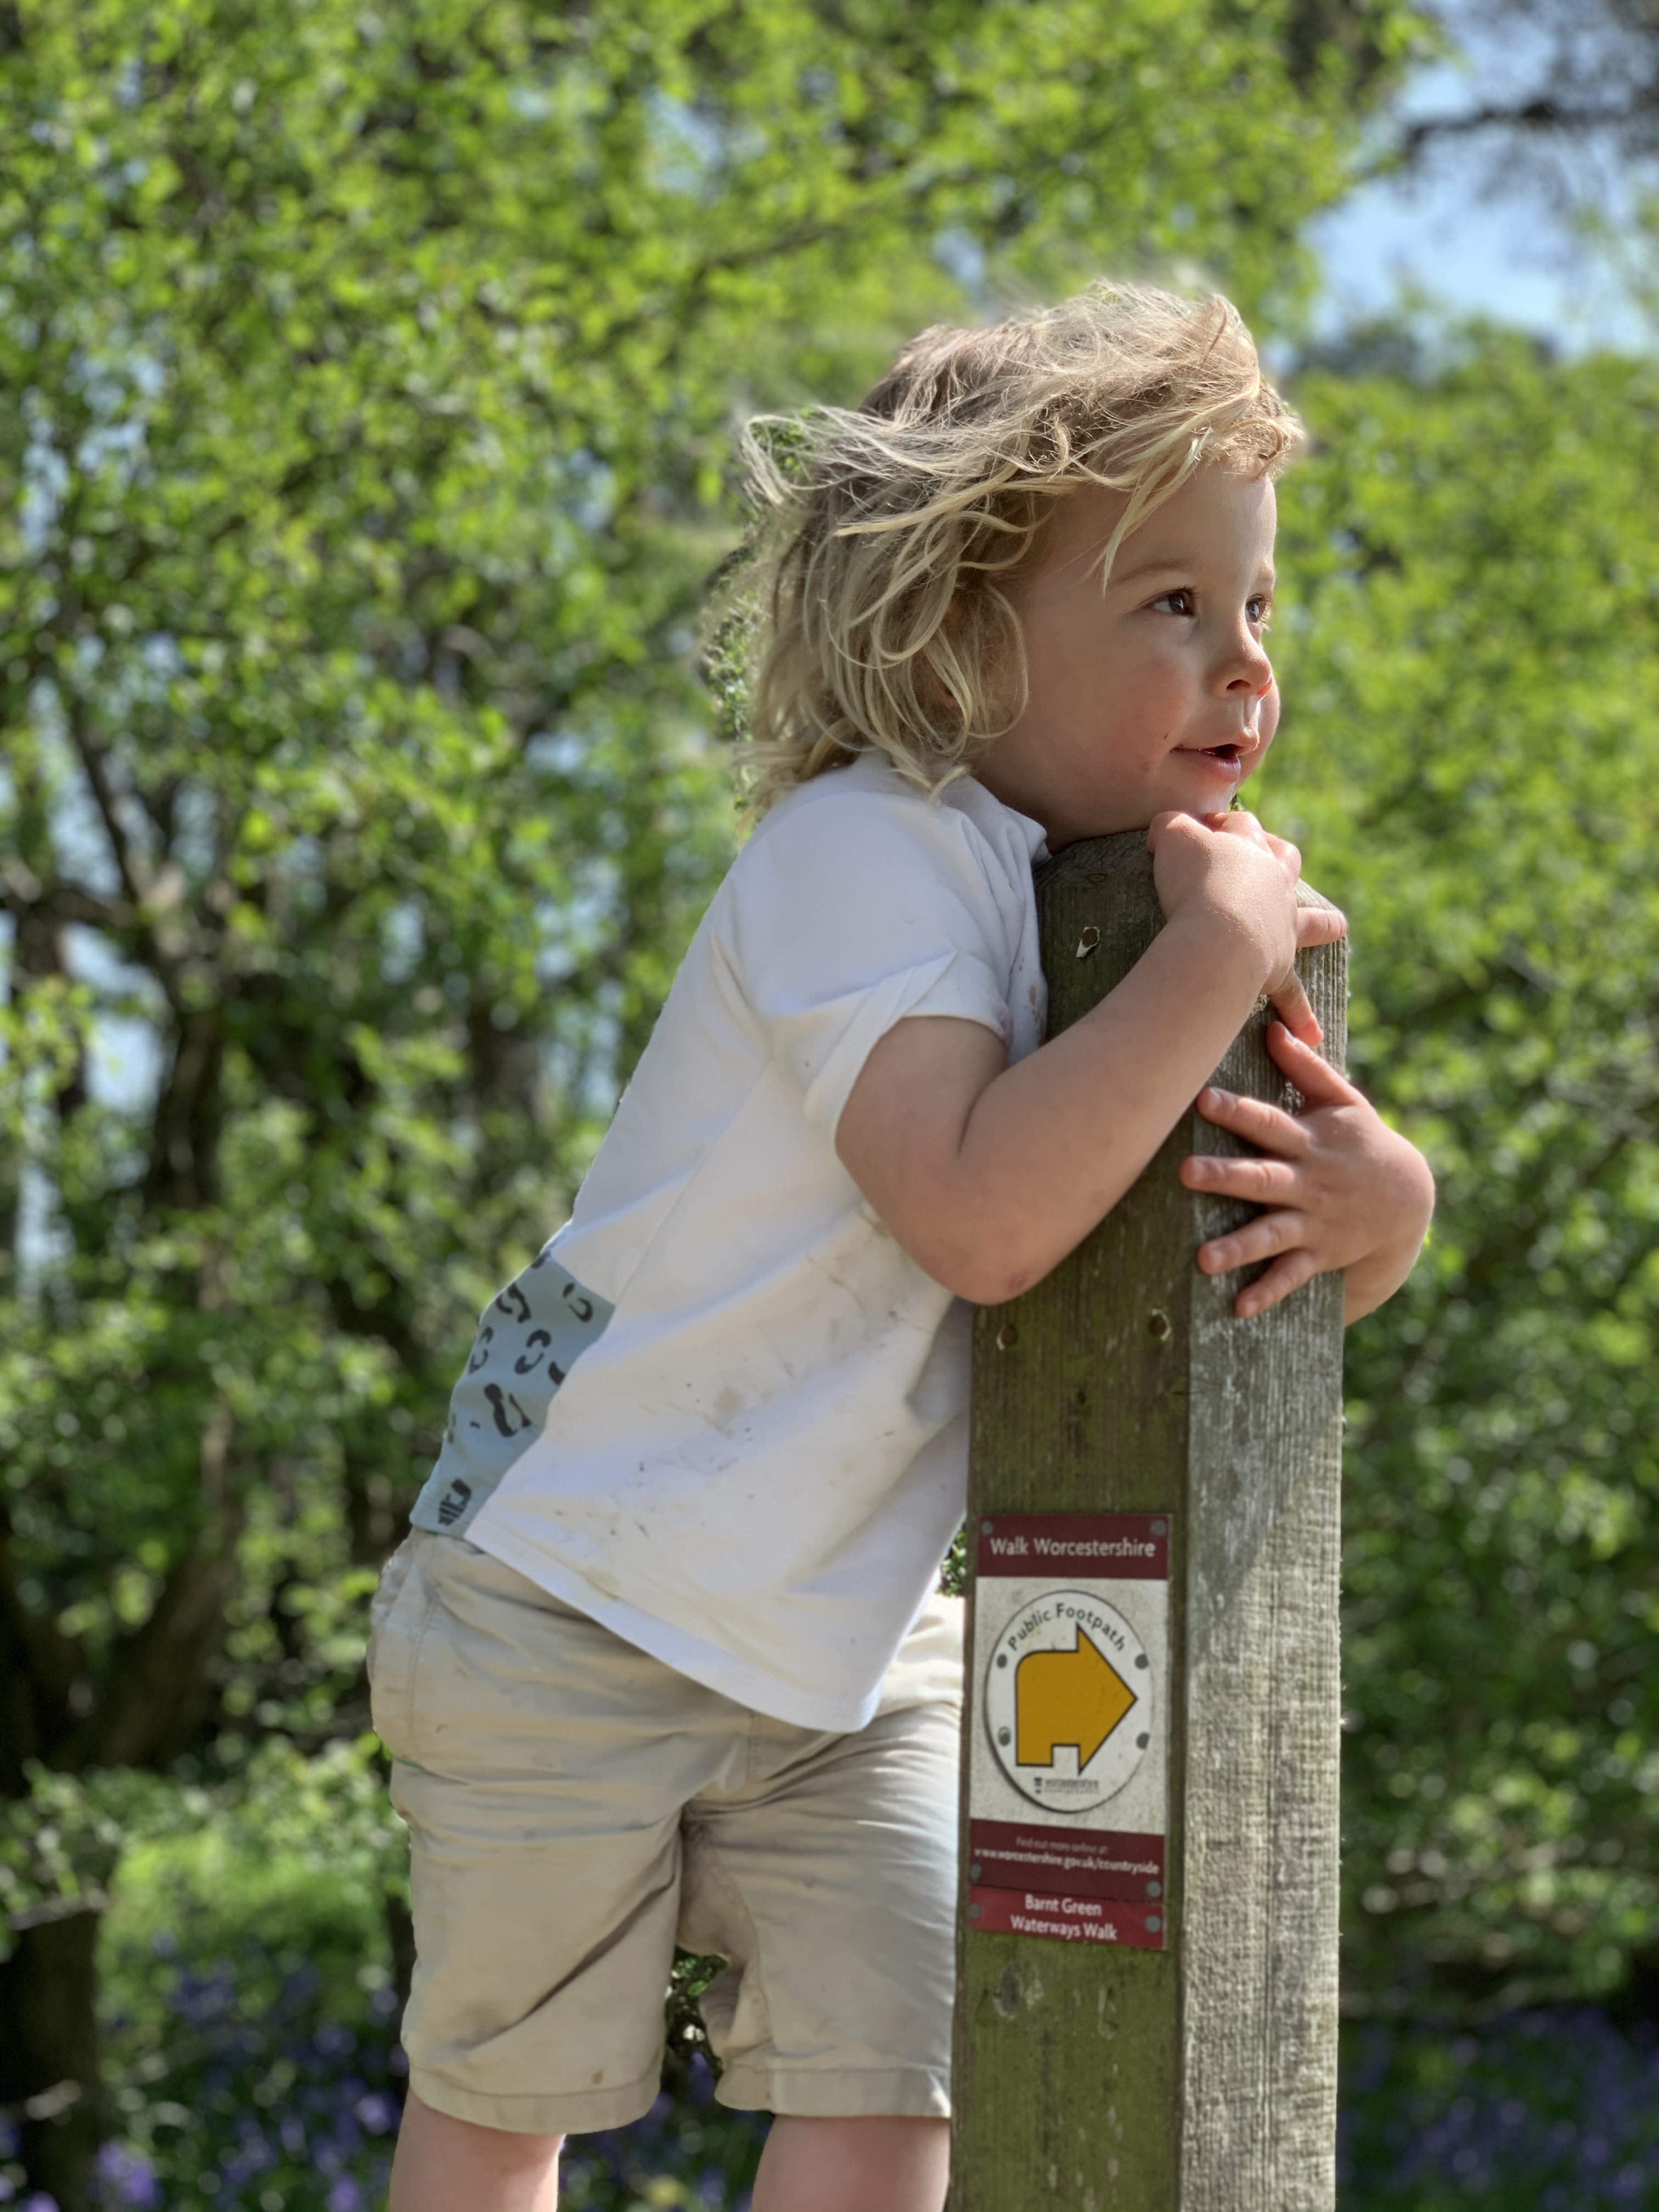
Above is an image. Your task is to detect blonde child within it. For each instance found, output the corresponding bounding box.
[372,283,1434,2212]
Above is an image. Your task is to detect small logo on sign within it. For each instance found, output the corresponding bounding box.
[983,1590,1151,1813]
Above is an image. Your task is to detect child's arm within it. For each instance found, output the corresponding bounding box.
[836,807,1345,1307]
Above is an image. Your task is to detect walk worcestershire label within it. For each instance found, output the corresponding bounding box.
[967,1512,1172,1952]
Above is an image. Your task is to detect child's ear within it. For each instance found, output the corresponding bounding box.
[922,586,1026,742]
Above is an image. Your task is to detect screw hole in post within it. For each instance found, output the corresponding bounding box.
[995,1321,1018,1351]
[1148,1309,1171,1341]
[1075,924,1101,958]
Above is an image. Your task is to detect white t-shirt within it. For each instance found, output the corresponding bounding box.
[411,753,1049,1731]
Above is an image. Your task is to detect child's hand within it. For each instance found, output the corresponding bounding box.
[1179,1021,1435,1324]
[1147,809,1346,1048]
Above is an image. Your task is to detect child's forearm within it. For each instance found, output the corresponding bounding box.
[838,912,1268,1305]
[949,912,1268,1300]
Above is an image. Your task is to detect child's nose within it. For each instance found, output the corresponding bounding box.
[1222,640,1273,695]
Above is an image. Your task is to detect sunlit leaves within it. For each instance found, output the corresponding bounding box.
[1266,331,1659,2004]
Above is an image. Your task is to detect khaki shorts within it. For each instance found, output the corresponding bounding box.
[368,1530,963,2135]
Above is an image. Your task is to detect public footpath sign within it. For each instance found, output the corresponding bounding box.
[967,1513,1169,1952]
[951,834,1347,2212]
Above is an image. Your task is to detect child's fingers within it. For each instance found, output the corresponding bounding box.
[1266,967,1322,1047]
[1295,903,1347,946]
[1231,1246,1322,1320]
[1192,1084,1312,1156]
[1215,809,1279,859]
[1264,1020,1365,1107]
[1181,1150,1302,1204]
[1146,807,1203,855]
[1261,829,1303,877]
[1195,1205,1312,1278]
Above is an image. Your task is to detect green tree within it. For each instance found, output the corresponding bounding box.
[0,1,1423,2199]
[1265,326,1659,2016]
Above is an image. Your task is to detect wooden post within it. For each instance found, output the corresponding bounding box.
[951,831,1347,2212]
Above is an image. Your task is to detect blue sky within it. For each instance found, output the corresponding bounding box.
[1308,20,1651,354]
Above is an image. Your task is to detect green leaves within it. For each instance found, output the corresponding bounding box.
[0,0,1424,1800]
[1265,331,1659,2005]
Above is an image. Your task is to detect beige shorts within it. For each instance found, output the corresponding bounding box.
[368,1530,963,2135]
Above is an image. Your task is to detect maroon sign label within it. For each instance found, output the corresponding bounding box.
[976,1511,1169,1582]
[968,1817,1164,1904]
[968,1884,1166,1951]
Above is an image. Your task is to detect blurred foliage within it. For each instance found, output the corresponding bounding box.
[0,0,1424,1784]
[88,1747,410,2211]
[1265,328,1659,2010]
[1338,2010,1659,2208]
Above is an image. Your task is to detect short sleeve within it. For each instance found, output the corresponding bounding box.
[722,783,1024,1142]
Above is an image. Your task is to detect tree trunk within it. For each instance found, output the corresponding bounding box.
[0,1908,103,2212]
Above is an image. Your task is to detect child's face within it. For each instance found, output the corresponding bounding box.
[974,464,1278,847]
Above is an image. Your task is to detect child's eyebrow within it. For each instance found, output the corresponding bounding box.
[1111,552,1195,585]
[1110,552,1277,589]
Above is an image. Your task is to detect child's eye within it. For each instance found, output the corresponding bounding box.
[1150,588,1195,617]
[1248,595,1273,627]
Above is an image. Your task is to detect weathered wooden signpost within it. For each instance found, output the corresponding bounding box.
[952,831,1347,2212]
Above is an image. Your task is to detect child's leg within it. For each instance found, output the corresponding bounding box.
[388,2093,562,2212]
[367,1536,774,2178]
[754,2115,950,2212]
[678,1591,963,2194]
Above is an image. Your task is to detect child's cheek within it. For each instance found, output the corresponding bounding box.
[1259,679,1282,747]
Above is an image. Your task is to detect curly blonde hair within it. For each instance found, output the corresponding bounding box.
[725,282,1300,815]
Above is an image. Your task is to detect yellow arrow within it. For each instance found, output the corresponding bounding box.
[1015,1629,1137,1770]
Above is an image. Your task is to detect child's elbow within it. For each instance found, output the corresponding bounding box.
[877,1189,1053,1306]
[920,1244,1044,1308]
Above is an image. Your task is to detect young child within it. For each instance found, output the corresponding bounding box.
[371,283,1435,2212]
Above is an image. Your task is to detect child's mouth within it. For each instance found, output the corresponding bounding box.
[1204,743,1242,766]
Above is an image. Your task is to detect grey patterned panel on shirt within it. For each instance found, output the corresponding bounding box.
[410,1249,614,1538]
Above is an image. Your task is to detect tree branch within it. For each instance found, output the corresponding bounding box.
[0,868,135,937]
[1395,94,1657,160]
[59,705,155,922]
